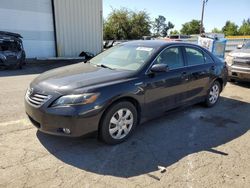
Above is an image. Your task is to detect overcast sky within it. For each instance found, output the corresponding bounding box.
[103,0,250,32]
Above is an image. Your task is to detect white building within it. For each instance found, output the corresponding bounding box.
[0,0,103,58]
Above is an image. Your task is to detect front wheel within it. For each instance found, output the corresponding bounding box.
[204,81,221,107]
[99,101,138,145]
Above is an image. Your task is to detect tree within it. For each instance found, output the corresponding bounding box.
[104,8,131,40]
[222,21,238,36]
[153,15,174,37]
[211,28,223,33]
[103,8,151,40]
[238,18,250,35]
[162,22,175,37]
[130,11,151,39]
[180,20,201,35]
[170,30,180,35]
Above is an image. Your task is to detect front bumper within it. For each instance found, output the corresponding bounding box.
[228,65,250,82]
[25,99,103,137]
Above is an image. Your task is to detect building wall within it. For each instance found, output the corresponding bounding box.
[0,0,55,58]
[54,0,103,57]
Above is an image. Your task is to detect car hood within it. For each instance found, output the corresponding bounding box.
[230,49,250,58]
[31,63,132,94]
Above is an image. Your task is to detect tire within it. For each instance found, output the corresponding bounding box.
[99,101,138,145]
[204,81,221,107]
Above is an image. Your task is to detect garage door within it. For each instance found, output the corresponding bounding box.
[54,0,103,57]
[0,0,55,58]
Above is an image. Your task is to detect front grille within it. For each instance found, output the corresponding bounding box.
[233,61,250,68]
[6,55,17,61]
[233,58,250,68]
[26,88,51,107]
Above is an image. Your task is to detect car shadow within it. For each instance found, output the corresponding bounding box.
[0,60,83,77]
[37,96,250,178]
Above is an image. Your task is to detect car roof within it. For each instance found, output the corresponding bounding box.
[0,31,22,38]
[122,40,200,48]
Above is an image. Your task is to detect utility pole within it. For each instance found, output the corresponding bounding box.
[200,0,208,34]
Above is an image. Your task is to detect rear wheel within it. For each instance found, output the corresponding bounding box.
[204,81,221,107]
[100,101,138,145]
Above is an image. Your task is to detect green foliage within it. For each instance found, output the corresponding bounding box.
[170,30,180,35]
[130,11,151,39]
[103,8,151,40]
[104,8,250,39]
[180,20,201,35]
[222,21,238,36]
[238,19,250,35]
[211,28,223,33]
[153,15,174,37]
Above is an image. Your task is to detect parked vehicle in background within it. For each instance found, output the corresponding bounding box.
[167,34,191,41]
[0,31,26,69]
[103,40,125,50]
[225,41,250,82]
[79,51,94,61]
[25,41,228,144]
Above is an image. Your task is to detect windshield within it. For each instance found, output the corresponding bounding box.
[90,45,156,71]
[243,42,250,49]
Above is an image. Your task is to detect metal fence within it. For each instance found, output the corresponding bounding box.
[185,38,250,52]
[112,38,250,53]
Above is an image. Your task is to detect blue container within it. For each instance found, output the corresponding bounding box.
[212,39,227,59]
[198,37,227,59]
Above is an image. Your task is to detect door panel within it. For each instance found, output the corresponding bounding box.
[143,46,188,117]
[144,68,189,116]
[183,47,213,102]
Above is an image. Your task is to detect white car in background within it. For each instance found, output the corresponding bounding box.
[226,41,250,82]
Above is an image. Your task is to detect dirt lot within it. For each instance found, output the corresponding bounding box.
[0,64,250,188]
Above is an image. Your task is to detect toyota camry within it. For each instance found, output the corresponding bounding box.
[25,41,228,144]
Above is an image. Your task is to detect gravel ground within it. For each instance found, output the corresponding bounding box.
[0,64,250,188]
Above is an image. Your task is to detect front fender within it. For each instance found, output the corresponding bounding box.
[95,80,146,119]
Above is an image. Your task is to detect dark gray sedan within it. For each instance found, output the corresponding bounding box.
[25,41,228,144]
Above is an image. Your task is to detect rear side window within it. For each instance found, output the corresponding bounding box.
[204,52,214,64]
[155,47,184,69]
[185,47,205,66]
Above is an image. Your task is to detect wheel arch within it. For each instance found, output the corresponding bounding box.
[98,96,142,133]
[214,78,224,92]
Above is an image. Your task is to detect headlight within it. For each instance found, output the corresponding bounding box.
[51,93,99,107]
[225,55,234,66]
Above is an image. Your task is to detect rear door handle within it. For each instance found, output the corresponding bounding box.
[181,71,189,81]
[210,65,215,71]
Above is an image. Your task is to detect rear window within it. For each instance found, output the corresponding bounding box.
[0,41,21,51]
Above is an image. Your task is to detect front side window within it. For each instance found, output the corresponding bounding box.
[155,47,184,70]
[185,47,205,66]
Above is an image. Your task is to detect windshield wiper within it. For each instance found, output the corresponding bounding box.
[96,64,115,70]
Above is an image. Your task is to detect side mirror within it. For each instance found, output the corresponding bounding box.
[150,64,169,73]
[237,44,243,49]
